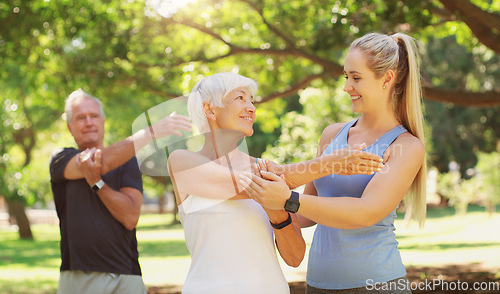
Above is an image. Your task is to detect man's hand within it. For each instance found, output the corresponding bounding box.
[150,111,192,138]
[76,147,103,187]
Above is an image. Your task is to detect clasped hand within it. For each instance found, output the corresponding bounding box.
[76,147,102,186]
[239,168,290,211]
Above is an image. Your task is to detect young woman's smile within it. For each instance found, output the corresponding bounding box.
[343,48,387,113]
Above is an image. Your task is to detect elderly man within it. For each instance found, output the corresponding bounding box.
[49,89,191,294]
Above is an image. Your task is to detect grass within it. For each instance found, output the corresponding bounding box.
[394,205,500,270]
[0,225,61,294]
[0,205,499,293]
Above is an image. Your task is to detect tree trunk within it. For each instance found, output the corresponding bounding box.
[159,194,166,214]
[456,201,469,217]
[485,200,496,217]
[171,203,180,225]
[6,199,33,240]
[437,193,450,207]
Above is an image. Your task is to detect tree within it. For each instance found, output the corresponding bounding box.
[476,152,500,215]
[151,0,500,106]
[438,0,500,54]
[0,0,184,238]
[152,0,500,175]
[154,0,500,180]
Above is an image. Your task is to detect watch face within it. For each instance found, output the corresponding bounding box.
[92,180,104,192]
[285,200,300,213]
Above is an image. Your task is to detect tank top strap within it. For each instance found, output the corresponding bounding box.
[321,118,360,156]
[335,118,360,144]
[373,125,407,146]
[364,125,407,157]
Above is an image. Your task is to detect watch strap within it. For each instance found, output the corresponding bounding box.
[269,212,292,230]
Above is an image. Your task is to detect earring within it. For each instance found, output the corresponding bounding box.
[382,85,386,89]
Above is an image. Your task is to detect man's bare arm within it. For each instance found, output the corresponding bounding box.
[64,114,191,180]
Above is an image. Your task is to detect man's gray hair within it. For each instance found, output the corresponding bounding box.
[64,89,105,123]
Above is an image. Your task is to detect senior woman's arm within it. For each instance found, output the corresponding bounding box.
[259,146,383,189]
[252,165,305,266]
[167,149,253,204]
[266,209,305,267]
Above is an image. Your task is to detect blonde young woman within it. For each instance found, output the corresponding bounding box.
[167,72,385,294]
[241,33,427,293]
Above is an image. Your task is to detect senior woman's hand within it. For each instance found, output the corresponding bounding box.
[326,144,385,175]
[239,171,290,211]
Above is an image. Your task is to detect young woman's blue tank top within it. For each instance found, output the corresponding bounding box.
[307,118,408,290]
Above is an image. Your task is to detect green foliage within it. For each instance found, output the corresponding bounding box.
[437,151,500,216]
[0,0,185,207]
[426,101,500,173]
[142,175,172,200]
[437,170,479,216]
[421,35,500,173]
[476,152,500,210]
[437,171,460,203]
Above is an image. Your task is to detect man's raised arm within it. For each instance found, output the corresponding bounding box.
[64,114,191,180]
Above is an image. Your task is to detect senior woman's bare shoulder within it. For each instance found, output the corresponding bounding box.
[168,149,213,171]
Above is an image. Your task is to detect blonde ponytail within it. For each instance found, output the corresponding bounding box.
[350,33,427,227]
[392,33,427,228]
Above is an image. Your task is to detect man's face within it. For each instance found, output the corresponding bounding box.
[67,98,105,150]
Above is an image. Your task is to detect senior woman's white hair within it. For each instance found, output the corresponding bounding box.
[187,72,258,133]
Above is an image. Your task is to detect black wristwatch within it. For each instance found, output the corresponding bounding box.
[91,179,105,192]
[284,191,300,213]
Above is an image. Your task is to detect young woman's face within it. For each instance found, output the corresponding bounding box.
[343,48,386,113]
[212,86,256,137]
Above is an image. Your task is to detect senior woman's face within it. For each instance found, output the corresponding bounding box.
[212,87,256,137]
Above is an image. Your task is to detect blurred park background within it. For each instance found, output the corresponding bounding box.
[1,0,500,293]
